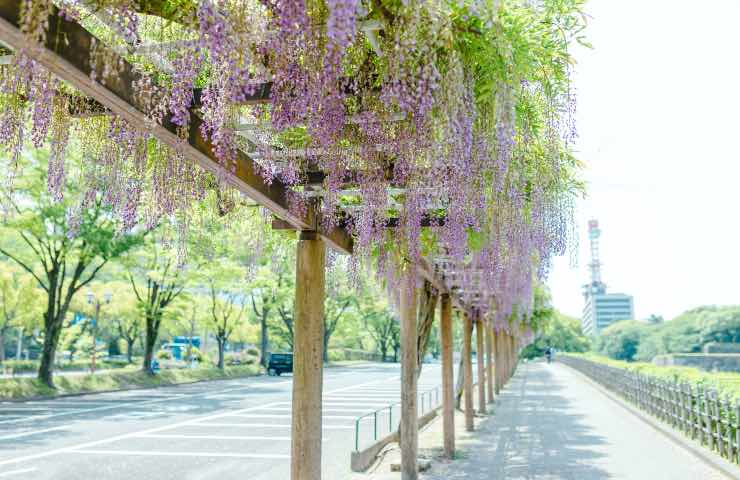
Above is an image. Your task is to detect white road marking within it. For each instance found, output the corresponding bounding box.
[191,422,353,430]
[228,414,371,420]
[137,434,291,441]
[254,407,374,413]
[0,375,389,467]
[0,379,293,426]
[69,450,289,459]
[0,427,65,441]
[0,467,37,477]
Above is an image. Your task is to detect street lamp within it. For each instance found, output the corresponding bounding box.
[87,291,112,374]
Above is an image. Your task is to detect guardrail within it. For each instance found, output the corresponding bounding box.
[560,355,740,465]
[353,386,442,452]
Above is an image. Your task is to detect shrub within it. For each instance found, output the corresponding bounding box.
[156,350,172,360]
[246,347,260,357]
[327,350,345,362]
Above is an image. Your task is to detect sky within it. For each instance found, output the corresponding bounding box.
[547,0,740,321]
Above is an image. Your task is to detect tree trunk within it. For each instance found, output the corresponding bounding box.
[217,338,225,370]
[126,338,134,363]
[380,344,388,362]
[322,327,330,363]
[38,312,65,387]
[0,327,5,363]
[260,312,269,367]
[142,314,159,372]
[454,349,465,409]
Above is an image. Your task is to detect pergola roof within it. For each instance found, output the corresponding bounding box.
[0,0,487,312]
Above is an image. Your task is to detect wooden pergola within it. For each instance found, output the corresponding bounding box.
[0,2,523,479]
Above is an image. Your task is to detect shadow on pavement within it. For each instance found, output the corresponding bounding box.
[423,363,611,480]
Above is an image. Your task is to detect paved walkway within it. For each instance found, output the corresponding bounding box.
[419,361,729,480]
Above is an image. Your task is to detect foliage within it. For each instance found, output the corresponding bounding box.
[595,320,651,362]
[156,349,172,360]
[0,152,143,386]
[597,306,740,362]
[569,353,740,401]
[520,310,590,360]
[0,0,586,340]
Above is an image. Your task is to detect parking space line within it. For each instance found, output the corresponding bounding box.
[137,434,292,441]
[253,407,374,413]
[227,413,371,420]
[0,379,293,426]
[0,375,388,468]
[191,422,354,430]
[0,467,37,477]
[0,427,65,441]
[69,449,290,459]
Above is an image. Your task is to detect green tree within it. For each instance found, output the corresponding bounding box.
[0,263,42,363]
[597,320,652,361]
[127,234,188,372]
[0,158,141,386]
[202,261,247,369]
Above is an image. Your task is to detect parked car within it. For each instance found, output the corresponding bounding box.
[267,352,293,376]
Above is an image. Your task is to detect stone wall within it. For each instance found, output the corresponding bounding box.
[653,353,740,372]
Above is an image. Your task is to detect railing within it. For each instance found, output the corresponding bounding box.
[353,386,442,452]
[561,355,740,465]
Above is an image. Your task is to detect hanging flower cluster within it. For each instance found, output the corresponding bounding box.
[0,0,588,328]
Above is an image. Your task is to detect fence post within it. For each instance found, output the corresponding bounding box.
[734,402,740,463]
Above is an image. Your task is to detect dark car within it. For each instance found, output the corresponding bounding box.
[267,352,293,376]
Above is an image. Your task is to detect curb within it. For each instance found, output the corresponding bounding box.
[0,369,264,403]
[561,362,740,480]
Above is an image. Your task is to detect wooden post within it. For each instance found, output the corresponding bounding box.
[485,321,494,404]
[463,313,474,431]
[493,329,501,396]
[400,266,418,480]
[439,294,455,459]
[476,319,486,415]
[291,232,326,480]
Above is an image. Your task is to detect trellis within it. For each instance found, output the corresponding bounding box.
[0,1,571,478]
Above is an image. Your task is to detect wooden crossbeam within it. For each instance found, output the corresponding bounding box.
[0,0,351,254]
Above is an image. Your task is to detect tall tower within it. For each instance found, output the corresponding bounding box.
[587,220,605,292]
[581,219,634,335]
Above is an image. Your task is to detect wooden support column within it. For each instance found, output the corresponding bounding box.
[439,294,455,459]
[463,313,474,431]
[494,329,501,395]
[485,321,494,404]
[291,232,326,480]
[475,319,486,415]
[400,266,418,480]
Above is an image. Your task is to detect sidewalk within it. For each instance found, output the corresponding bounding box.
[363,361,730,480]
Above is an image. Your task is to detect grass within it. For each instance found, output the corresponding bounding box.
[570,352,740,400]
[0,364,262,400]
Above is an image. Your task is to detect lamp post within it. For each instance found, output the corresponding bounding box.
[86,291,112,374]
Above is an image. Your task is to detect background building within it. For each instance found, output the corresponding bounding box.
[582,220,635,335]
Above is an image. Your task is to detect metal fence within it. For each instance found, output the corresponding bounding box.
[561,355,740,464]
[353,386,442,452]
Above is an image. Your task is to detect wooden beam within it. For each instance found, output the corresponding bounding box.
[0,1,351,254]
[463,313,474,432]
[439,294,455,459]
[475,319,486,415]
[291,231,326,480]
[400,266,418,480]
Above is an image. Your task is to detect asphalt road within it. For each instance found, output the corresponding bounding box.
[0,363,443,480]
